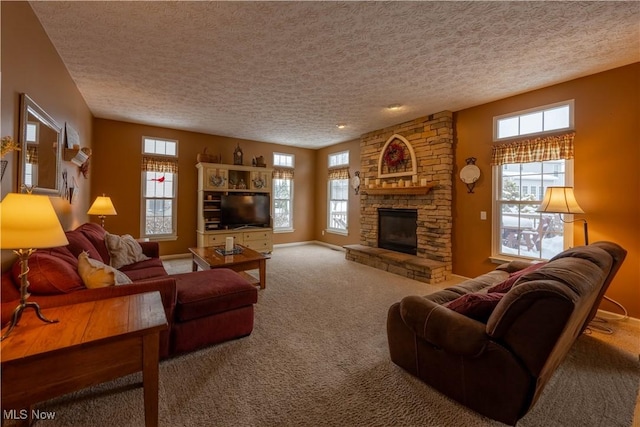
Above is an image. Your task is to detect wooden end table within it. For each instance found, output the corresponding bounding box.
[189,245,269,289]
[1,292,168,427]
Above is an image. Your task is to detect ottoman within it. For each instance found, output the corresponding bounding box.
[170,268,258,355]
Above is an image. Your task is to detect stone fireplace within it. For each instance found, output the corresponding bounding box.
[345,111,453,284]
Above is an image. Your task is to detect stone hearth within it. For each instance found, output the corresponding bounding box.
[346,112,453,284]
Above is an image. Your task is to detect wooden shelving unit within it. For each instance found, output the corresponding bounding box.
[360,185,434,195]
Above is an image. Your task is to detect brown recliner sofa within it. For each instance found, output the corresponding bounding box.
[387,241,627,425]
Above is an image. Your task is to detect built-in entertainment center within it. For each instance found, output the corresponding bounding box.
[196,162,273,252]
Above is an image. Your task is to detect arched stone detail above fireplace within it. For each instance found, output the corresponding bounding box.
[377,134,417,178]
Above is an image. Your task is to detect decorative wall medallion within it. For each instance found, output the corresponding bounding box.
[460,157,480,193]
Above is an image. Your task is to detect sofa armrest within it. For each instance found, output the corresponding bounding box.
[138,241,160,258]
[399,295,489,357]
[1,277,177,326]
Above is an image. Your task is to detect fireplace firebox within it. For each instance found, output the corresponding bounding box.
[378,208,417,255]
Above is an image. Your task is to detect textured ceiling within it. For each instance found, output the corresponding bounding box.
[30,1,639,149]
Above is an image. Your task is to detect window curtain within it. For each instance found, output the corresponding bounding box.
[142,156,178,173]
[273,167,294,180]
[328,167,349,180]
[491,132,575,165]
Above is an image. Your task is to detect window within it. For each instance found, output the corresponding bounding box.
[327,151,349,234]
[492,130,576,261]
[273,153,295,231]
[273,152,294,168]
[494,100,573,141]
[328,150,349,168]
[141,137,178,239]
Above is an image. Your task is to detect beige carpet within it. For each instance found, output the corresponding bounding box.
[36,244,640,426]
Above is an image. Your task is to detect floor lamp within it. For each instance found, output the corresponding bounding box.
[537,186,588,244]
[537,186,619,333]
[88,194,117,228]
[0,193,69,340]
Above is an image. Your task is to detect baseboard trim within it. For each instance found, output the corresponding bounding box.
[273,240,346,251]
[596,308,640,325]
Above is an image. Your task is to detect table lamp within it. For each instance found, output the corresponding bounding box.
[0,193,69,340]
[537,186,588,244]
[88,194,117,228]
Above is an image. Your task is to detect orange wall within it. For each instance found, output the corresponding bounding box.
[454,63,640,318]
[1,1,94,232]
[1,2,94,272]
[92,119,316,255]
[314,139,362,246]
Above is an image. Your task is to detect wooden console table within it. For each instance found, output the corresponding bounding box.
[1,292,168,427]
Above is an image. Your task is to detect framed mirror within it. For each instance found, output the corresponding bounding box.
[19,94,62,194]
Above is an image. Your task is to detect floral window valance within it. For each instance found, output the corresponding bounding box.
[328,167,349,180]
[491,132,575,165]
[273,167,294,180]
[142,156,178,173]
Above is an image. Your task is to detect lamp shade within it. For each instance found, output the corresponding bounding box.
[537,187,585,214]
[87,195,117,216]
[0,193,69,249]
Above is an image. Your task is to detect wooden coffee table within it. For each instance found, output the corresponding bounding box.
[1,292,168,427]
[189,245,269,289]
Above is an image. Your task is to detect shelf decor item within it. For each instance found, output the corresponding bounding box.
[209,169,226,188]
[196,147,219,164]
[233,144,243,165]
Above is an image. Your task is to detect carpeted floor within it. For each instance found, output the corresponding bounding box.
[35,244,640,426]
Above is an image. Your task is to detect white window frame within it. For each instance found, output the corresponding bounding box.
[327,151,349,235]
[141,137,178,241]
[493,100,574,142]
[273,153,295,232]
[273,152,294,168]
[491,159,575,262]
[328,150,349,168]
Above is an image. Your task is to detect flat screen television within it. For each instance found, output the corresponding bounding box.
[221,194,270,228]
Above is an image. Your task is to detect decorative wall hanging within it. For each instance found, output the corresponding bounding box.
[460,157,481,193]
[377,134,417,178]
[351,171,361,195]
[65,123,80,149]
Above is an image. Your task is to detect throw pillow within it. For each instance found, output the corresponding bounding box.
[486,261,547,294]
[445,292,504,323]
[77,251,132,288]
[104,233,150,269]
[11,252,85,295]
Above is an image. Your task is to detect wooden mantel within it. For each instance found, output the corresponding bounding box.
[360,185,434,195]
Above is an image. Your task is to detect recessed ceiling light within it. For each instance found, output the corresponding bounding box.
[336,123,346,129]
[387,104,402,111]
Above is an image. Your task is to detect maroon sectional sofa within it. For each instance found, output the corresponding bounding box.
[0,223,257,358]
